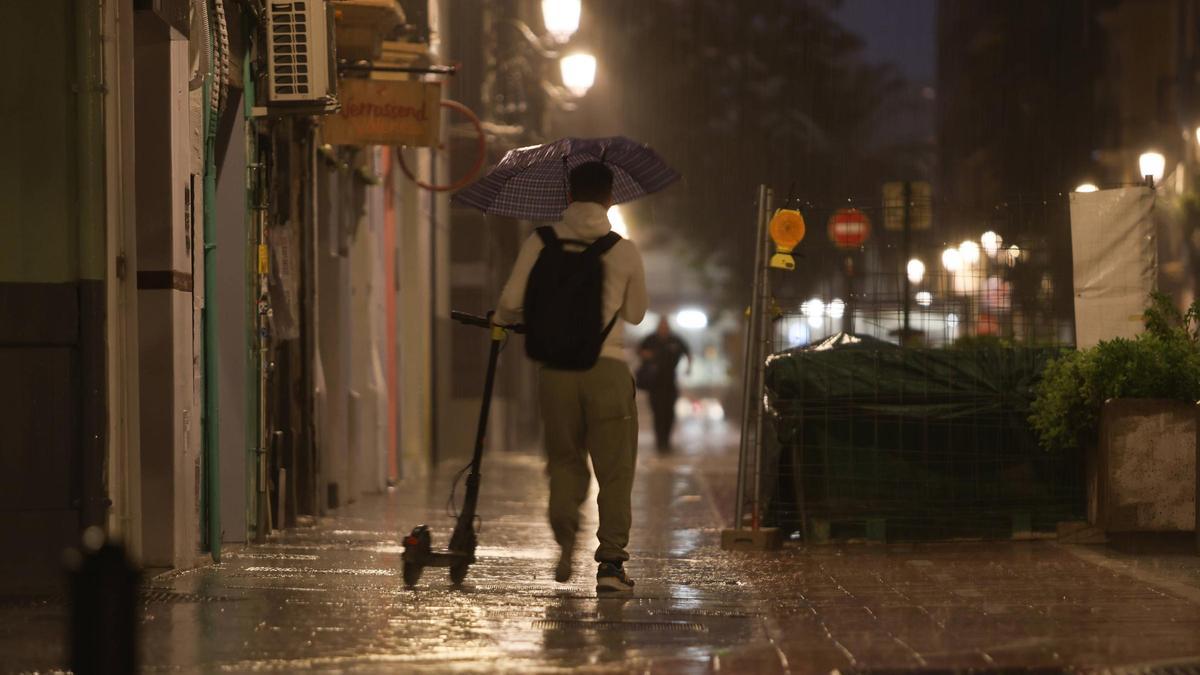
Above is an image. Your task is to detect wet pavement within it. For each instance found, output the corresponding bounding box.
[6,410,1200,673]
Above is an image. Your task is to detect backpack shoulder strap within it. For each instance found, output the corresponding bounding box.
[583,231,622,257]
[591,232,622,342]
[600,312,620,341]
[535,226,560,247]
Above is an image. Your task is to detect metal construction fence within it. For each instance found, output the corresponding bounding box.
[733,187,1087,543]
[769,192,1077,350]
[761,340,1085,541]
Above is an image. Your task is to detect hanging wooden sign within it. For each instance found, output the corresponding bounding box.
[322,79,442,147]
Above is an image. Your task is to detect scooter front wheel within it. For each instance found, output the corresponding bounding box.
[403,561,424,588]
[449,562,470,585]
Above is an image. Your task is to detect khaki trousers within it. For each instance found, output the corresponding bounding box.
[538,357,638,563]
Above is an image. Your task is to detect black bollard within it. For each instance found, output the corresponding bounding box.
[66,526,139,674]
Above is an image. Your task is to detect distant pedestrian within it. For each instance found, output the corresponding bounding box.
[637,317,692,452]
[494,161,647,593]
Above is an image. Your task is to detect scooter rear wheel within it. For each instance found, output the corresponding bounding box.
[449,562,470,585]
[403,561,424,588]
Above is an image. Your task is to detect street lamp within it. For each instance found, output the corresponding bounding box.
[916,291,933,307]
[1074,183,1099,193]
[802,298,825,328]
[607,205,629,238]
[958,240,981,265]
[941,247,963,273]
[1006,245,1022,266]
[541,0,581,43]
[828,298,846,319]
[981,231,1002,258]
[560,53,596,97]
[484,4,594,133]
[906,258,925,284]
[1139,151,1165,186]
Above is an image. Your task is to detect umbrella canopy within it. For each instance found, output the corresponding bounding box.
[451,136,680,221]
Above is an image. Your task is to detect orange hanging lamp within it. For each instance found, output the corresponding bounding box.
[768,208,806,270]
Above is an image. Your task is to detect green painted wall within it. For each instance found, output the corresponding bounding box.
[0,1,79,283]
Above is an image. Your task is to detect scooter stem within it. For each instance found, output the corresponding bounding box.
[448,329,504,553]
[471,330,504,470]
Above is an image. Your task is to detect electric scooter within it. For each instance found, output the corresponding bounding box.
[402,310,521,587]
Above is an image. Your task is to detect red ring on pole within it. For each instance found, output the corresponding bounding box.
[396,99,487,193]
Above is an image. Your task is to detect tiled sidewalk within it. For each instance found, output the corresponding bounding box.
[4,416,1200,673]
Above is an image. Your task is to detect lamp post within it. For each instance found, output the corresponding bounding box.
[900,258,924,342]
[483,0,596,139]
[941,247,962,340]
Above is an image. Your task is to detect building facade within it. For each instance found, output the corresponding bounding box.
[935,0,1200,336]
[0,0,458,591]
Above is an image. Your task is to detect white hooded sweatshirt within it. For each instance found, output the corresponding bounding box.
[495,201,648,363]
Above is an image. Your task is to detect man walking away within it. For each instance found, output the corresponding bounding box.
[494,161,648,593]
[638,317,692,452]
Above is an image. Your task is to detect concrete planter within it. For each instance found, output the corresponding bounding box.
[1096,399,1198,534]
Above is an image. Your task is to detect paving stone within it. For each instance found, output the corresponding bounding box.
[4,417,1200,672]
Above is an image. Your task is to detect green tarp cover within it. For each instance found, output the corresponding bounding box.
[762,334,1084,540]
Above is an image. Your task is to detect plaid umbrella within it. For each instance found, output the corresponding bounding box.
[451,136,680,221]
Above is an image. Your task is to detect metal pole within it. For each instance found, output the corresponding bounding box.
[844,256,855,335]
[752,188,775,530]
[338,62,458,76]
[734,185,770,529]
[75,0,108,533]
[902,181,912,344]
[733,306,754,530]
[201,15,222,562]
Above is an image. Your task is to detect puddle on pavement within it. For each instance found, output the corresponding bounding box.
[224,552,321,561]
[242,566,395,576]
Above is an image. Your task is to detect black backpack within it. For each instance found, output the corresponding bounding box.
[523,226,622,370]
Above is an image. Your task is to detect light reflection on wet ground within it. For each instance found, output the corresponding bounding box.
[5,410,1200,672]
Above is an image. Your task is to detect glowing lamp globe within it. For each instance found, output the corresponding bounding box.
[906,258,925,284]
[959,240,981,265]
[981,231,1002,257]
[560,53,596,97]
[541,0,581,43]
[1139,152,1165,185]
[942,247,963,273]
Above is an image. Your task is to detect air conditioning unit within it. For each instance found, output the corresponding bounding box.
[266,0,338,110]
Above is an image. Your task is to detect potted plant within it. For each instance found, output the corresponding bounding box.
[1030,293,1200,533]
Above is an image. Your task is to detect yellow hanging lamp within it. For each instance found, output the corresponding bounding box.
[769,207,806,270]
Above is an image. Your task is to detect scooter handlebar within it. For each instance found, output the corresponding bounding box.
[451,310,525,334]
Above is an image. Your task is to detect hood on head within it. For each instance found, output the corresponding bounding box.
[560,201,612,239]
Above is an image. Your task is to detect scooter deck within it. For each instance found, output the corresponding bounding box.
[403,549,475,568]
